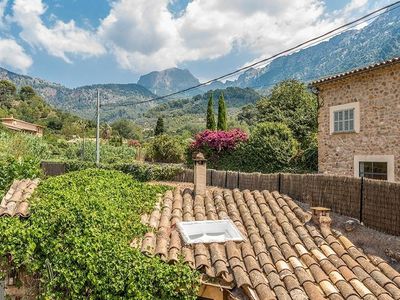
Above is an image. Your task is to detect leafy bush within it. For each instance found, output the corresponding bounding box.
[0,156,42,197]
[62,160,185,182]
[0,169,199,299]
[145,135,186,163]
[52,141,137,164]
[0,132,46,197]
[291,133,318,173]
[111,119,143,140]
[0,131,51,160]
[249,80,318,148]
[238,122,298,173]
[203,122,299,173]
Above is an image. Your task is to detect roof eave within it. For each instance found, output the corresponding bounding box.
[310,57,400,87]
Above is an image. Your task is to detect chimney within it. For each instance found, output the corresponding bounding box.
[193,152,207,196]
[310,207,331,229]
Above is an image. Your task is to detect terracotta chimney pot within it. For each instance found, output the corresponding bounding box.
[310,207,332,228]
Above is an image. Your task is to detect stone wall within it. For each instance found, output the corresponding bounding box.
[317,62,400,181]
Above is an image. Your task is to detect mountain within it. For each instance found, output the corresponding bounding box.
[0,67,156,121]
[1,6,400,125]
[137,68,200,96]
[230,7,400,88]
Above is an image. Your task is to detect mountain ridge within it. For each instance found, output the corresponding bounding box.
[137,67,200,96]
[1,7,400,122]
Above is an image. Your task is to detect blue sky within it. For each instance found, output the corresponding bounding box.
[0,0,391,87]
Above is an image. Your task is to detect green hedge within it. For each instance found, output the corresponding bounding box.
[57,160,186,182]
[0,156,42,198]
[0,169,199,299]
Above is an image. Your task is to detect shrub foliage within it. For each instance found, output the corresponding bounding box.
[145,134,186,163]
[0,169,199,299]
[237,122,298,173]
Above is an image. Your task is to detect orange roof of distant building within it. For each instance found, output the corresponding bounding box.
[1,116,45,130]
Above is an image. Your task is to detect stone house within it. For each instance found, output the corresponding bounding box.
[1,116,44,137]
[311,57,400,182]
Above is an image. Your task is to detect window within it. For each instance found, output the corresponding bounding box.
[177,220,245,244]
[359,161,388,180]
[333,108,354,133]
[329,102,360,134]
[354,155,395,182]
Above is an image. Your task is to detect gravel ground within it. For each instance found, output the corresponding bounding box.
[291,199,400,272]
[150,181,400,272]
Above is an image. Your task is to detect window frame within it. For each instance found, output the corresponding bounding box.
[329,102,360,134]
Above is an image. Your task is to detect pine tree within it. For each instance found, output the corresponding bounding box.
[217,92,227,131]
[154,117,165,136]
[206,93,216,130]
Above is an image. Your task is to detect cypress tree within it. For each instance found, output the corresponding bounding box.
[217,92,227,131]
[154,117,165,136]
[206,93,216,130]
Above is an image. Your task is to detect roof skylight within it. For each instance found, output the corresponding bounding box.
[177,220,245,244]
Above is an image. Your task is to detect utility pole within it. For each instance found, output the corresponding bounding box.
[96,89,100,166]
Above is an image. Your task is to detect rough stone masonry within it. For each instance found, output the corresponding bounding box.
[313,58,400,181]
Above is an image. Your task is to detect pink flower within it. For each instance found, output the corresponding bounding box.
[191,129,248,152]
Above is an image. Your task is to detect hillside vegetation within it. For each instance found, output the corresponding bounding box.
[0,80,92,137]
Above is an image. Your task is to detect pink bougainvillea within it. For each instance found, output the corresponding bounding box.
[191,129,248,152]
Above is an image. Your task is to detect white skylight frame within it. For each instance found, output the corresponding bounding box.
[177,219,245,244]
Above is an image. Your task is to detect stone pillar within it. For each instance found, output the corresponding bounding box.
[194,152,207,196]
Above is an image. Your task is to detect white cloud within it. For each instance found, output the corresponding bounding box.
[98,0,187,71]
[98,0,377,74]
[343,0,369,14]
[0,38,32,72]
[12,0,105,63]
[7,0,384,74]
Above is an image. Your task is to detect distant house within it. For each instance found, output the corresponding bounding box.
[311,57,400,182]
[1,116,44,137]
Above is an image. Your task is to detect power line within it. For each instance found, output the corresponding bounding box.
[101,1,400,108]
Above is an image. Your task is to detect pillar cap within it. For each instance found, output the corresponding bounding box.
[193,152,206,162]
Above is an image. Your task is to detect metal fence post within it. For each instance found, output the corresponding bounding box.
[278,173,282,193]
[360,176,364,223]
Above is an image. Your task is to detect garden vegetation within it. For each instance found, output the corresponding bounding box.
[0,169,199,299]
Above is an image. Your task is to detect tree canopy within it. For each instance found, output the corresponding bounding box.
[111,119,143,140]
[154,117,165,136]
[254,80,318,147]
[206,94,216,130]
[217,93,227,131]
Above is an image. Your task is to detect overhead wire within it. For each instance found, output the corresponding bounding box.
[101,1,400,108]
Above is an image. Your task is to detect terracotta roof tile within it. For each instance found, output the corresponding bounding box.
[0,179,39,217]
[139,188,400,299]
